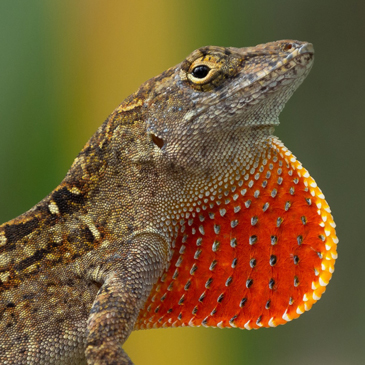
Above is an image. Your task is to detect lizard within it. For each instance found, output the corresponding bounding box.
[0,39,338,365]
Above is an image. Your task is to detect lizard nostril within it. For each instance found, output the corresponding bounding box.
[284,43,293,51]
[150,133,164,149]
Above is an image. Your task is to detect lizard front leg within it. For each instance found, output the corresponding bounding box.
[85,233,168,365]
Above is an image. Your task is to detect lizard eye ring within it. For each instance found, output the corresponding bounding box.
[187,61,221,86]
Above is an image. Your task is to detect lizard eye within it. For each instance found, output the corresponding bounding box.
[192,65,210,79]
[187,62,220,87]
[184,54,226,90]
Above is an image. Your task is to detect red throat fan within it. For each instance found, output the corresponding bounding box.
[136,139,337,330]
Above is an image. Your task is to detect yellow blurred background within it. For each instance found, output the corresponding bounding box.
[0,1,364,364]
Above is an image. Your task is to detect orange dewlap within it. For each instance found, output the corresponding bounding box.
[136,140,338,330]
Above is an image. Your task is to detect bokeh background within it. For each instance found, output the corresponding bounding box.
[0,1,364,364]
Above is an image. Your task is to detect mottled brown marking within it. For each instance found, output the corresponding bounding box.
[3,218,39,245]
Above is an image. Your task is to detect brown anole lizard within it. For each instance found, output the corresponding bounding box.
[0,40,337,364]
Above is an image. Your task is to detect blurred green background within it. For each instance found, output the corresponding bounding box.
[0,1,363,364]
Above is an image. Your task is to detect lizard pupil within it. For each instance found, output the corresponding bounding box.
[192,65,210,79]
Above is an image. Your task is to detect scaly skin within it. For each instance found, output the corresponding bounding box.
[0,40,337,364]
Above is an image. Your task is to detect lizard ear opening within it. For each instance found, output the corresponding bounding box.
[150,133,164,149]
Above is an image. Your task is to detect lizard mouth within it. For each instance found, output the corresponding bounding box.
[223,41,315,127]
[236,41,315,101]
[239,41,314,87]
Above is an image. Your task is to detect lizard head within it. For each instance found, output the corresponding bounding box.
[143,40,314,173]
[179,40,314,128]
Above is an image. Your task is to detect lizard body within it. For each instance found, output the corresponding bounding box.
[0,40,338,364]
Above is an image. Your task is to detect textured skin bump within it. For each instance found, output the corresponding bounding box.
[0,40,337,364]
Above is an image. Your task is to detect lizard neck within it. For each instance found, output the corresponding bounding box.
[137,137,338,330]
[156,126,275,222]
